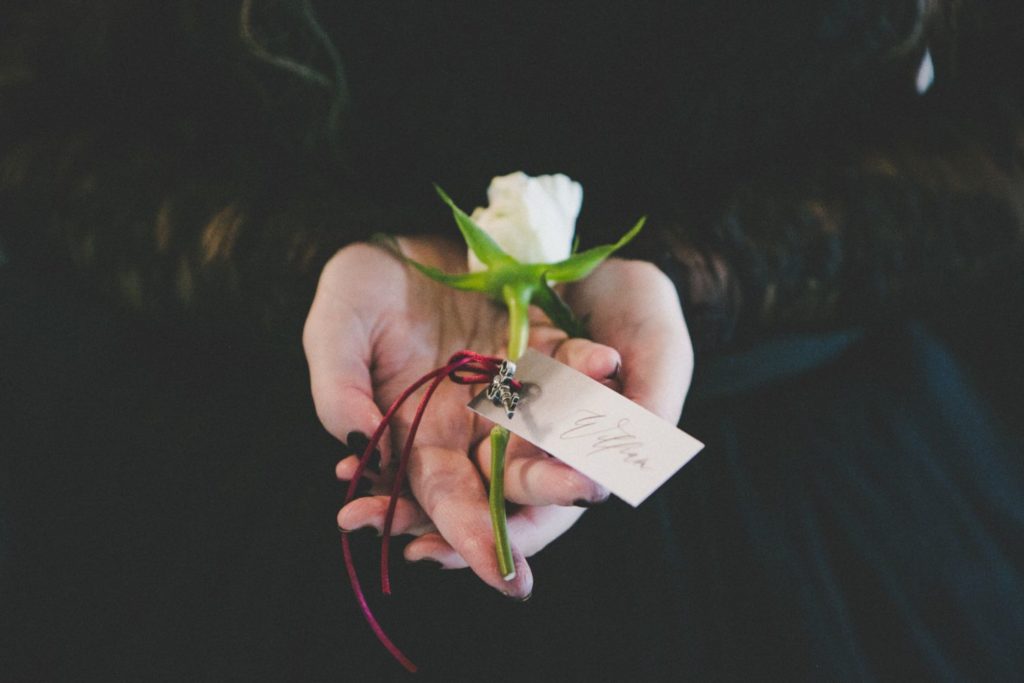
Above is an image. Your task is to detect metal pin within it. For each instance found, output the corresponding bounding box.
[488,359,521,419]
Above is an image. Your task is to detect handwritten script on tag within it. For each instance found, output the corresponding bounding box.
[468,349,704,507]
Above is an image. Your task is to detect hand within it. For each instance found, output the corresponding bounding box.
[303,236,692,598]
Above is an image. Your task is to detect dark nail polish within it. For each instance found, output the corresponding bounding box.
[347,431,370,453]
[352,477,373,497]
[346,431,381,473]
[365,449,381,475]
[409,558,444,570]
[340,525,379,539]
[607,361,621,380]
[573,498,596,508]
[501,590,532,603]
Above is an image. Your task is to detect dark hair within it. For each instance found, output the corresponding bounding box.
[630,1,1024,347]
[2,1,1022,347]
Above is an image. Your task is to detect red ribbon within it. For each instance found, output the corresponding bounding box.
[340,350,521,673]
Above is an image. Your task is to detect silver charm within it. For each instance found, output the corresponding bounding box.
[486,359,520,419]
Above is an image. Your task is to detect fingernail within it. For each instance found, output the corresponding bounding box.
[573,498,599,508]
[500,590,532,603]
[352,477,372,497]
[408,558,444,570]
[339,525,380,538]
[365,450,381,474]
[347,431,370,452]
[346,431,381,474]
[606,361,621,380]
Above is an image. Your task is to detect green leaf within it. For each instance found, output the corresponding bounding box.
[373,231,498,294]
[532,276,587,338]
[544,216,646,282]
[434,185,515,268]
[369,232,404,257]
[404,257,497,293]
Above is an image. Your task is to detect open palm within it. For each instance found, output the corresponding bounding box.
[304,236,692,597]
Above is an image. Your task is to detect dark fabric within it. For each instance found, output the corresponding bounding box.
[672,322,1024,680]
[4,248,1023,681]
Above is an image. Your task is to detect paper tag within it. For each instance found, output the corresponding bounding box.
[468,349,704,507]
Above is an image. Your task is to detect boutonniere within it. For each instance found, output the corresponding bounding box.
[409,172,642,577]
[345,172,643,672]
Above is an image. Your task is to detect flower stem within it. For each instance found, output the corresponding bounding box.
[488,426,514,579]
[488,283,533,580]
[502,283,532,361]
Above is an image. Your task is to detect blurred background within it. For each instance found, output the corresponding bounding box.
[2,2,1023,680]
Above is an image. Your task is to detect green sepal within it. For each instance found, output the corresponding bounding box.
[369,232,404,258]
[532,276,587,338]
[543,216,646,282]
[373,232,499,294]
[405,258,497,293]
[434,185,516,269]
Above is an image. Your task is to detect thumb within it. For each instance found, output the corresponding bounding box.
[303,267,391,465]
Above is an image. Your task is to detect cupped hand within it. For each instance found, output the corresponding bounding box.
[303,236,692,598]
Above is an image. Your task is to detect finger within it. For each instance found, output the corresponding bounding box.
[336,455,377,482]
[476,435,609,507]
[334,445,382,482]
[617,326,691,423]
[569,259,692,422]
[303,264,392,464]
[552,337,622,383]
[405,505,585,566]
[526,319,569,356]
[407,443,533,599]
[479,338,619,505]
[507,504,586,557]
[525,323,623,374]
[403,533,468,569]
[473,337,619,505]
[337,496,436,537]
[336,455,394,500]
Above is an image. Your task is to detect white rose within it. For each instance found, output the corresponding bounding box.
[467,172,583,273]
